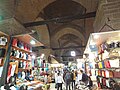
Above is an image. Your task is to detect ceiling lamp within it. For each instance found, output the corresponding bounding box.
[71,51,76,57]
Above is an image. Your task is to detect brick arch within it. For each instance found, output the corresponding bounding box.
[52,23,85,37]
[60,39,82,47]
[51,27,85,48]
[34,17,50,46]
[60,43,82,57]
[62,48,81,61]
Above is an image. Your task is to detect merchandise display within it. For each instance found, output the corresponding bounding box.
[0,34,45,90]
[84,31,120,89]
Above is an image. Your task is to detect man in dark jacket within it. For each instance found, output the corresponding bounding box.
[64,70,71,90]
[80,70,88,85]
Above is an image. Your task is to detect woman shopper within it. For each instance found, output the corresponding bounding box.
[56,73,65,90]
[71,70,76,90]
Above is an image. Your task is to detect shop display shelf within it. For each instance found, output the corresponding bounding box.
[10,56,31,62]
[12,46,31,54]
[18,68,30,72]
[0,45,7,48]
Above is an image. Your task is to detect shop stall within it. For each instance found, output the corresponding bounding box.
[0,19,44,90]
[84,30,120,89]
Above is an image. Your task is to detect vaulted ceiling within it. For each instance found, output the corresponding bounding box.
[1,0,99,63]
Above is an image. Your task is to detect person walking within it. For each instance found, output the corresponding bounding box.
[71,70,76,90]
[56,73,64,90]
[80,70,88,85]
[87,76,93,89]
[55,71,58,88]
[64,70,72,90]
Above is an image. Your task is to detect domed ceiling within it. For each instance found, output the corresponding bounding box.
[1,0,99,64]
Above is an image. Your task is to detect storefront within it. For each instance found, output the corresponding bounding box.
[84,30,120,89]
[0,24,45,90]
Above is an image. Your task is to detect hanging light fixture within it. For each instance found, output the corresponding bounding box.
[71,51,76,56]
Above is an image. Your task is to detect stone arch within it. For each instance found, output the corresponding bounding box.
[34,17,50,47]
[52,23,85,37]
[51,27,85,48]
[61,40,82,47]
[60,43,82,57]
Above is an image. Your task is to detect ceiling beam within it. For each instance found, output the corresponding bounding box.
[55,54,83,57]
[52,45,85,50]
[23,11,96,27]
[32,45,85,51]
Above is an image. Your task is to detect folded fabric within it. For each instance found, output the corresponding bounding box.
[109,59,119,68]
[109,71,113,78]
[113,72,120,78]
[99,77,102,83]
[21,71,26,80]
[0,58,3,65]
[104,60,111,68]
[18,72,22,79]
[97,82,101,88]
[19,51,23,58]
[102,61,105,68]
[24,43,28,51]
[28,55,32,60]
[95,64,99,68]
[0,66,3,77]
[105,70,109,78]
[23,53,27,60]
[26,53,28,60]
[12,38,18,47]
[106,79,110,88]
[102,78,106,86]
[16,50,19,58]
[98,70,102,76]
[11,64,16,76]
[98,62,103,68]
[0,37,7,45]
[23,61,26,69]
[7,65,12,83]
[91,69,95,76]
[95,70,98,76]
[102,70,106,77]
[17,41,23,49]
[0,48,6,57]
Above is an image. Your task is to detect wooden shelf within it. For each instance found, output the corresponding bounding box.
[10,56,31,62]
[0,45,7,48]
[18,68,30,72]
[12,46,31,54]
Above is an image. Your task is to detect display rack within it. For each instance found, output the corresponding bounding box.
[8,37,32,77]
[84,30,120,89]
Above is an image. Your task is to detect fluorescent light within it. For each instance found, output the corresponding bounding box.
[94,34,99,39]
[71,51,76,56]
[30,40,36,45]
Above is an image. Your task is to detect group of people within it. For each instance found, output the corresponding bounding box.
[54,69,93,90]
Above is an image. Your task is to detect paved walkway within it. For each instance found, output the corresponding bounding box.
[50,83,56,90]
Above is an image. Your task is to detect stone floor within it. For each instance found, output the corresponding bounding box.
[50,83,56,90]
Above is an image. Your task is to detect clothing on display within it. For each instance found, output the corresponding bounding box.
[109,59,119,68]
[0,48,6,57]
[0,36,7,46]
[12,38,17,47]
